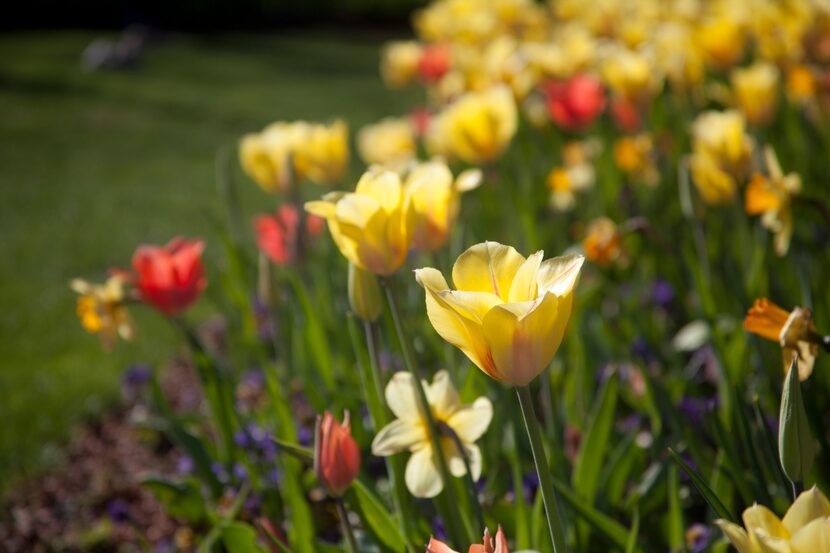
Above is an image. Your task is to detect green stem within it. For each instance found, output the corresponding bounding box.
[381,277,473,545]
[516,385,569,553]
[336,498,359,553]
[444,424,486,533]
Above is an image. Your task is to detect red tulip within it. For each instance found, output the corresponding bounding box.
[255,204,324,266]
[132,237,206,314]
[428,527,509,553]
[418,45,451,83]
[543,74,605,130]
[314,411,360,497]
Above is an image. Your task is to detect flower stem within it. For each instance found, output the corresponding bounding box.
[516,385,569,553]
[336,498,359,553]
[444,424,485,532]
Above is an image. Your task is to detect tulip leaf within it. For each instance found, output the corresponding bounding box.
[551,477,636,551]
[667,464,684,551]
[221,522,269,553]
[141,476,207,523]
[348,479,407,553]
[625,507,640,553]
[572,373,619,505]
[668,448,734,521]
[779,360,816,484]
[286,271,335,391]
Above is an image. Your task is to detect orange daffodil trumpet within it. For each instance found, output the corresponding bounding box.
[371,370,492,498]
[745,147,801,256]
[415,242,584,386]
[716,486,830,553]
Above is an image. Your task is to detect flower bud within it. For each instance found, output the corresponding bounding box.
[348,262,382,322]
[314,411,360,497]
[779,359,816,483]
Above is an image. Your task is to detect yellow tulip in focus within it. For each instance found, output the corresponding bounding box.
[371,370,493,498]
[731,62,780,126]
[357,117,417,170]
[71,275,135,350]
[305,167,414,276]
[405,160,482,252]
[745,147,800,256]
[291,120,350,186]
[380,41,423,88]
[415,242,584,386]
[689,110,753,205]
[716,486,830,553]
[426,85,518,164]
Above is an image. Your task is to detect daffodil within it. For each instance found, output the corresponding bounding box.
[357,117,417,170]
[305,167,414,276]
[582,217,623,267]
[744,298,819,381]
[415,242,584,386]
[716,486,830,553]
[731,62,780,126]
[405,161,482,252]
[613,134,658,187]
[546,140,600,212]
[745,147,800,256]
[371,370,493,498]
[426,85,517,164]
[71,275,134,350]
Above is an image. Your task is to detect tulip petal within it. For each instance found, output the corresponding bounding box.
[446,397,493,443]
[508,250,543,303]
[385,371,424,422]
[783,487,830,535]
[355,168,403,213]
[304,200,337,219]
[372,419,426,456]
[715,520,754,553]
[425,370,460,420]
[790,517,830,553]
[427,537,460,553]
[743,504,789,540]
[536,254,585,296]
[481,292,563,386]
[405,446,443,498]
[452,242,525,301]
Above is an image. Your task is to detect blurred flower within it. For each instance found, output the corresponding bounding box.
[745,147,800,256]
[357,117,417,169]
[651,279,675,308]
[132,237,206,315]
[348,262,383,322]
[697,16,746,70]
[418,44,452,83]
[305,167,415,275]
[546,139,600,211]
[415,242,584,386]
[610,98,641,132]
[731,62,780,126]
[541,74,605,130]
[176,455,194,475]
[601,46,660,106]
[106,498,130,524]
[689,110,752,205]
[71,274,134,349]
[613,134,658,186]
[254,204,323,267]
[372,370,492,498]
[239,122,302,193]
[381,41,423,88]
[716,486,830,553]
[292,120,349,186]
[744,298,819,380]
[314,411,360,497]
[426,85,517,164]
[582,217,622,266]
[428,526,509,553]
[406,160,482,251]
[787,65,817,105]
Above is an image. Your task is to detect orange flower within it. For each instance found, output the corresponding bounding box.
[428,526,509,553]
[132,237,207,315]
[744,298,820,380]
[582,217,622,266]
[314,411,361,497]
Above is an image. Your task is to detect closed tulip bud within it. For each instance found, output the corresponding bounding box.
[314,411,360,497]
[305,167,415,275]
[131,237,207,315]
[779,360,816,483]
[348,262,382,322]
[416,242,584,386]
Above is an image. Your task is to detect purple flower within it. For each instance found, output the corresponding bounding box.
[211,461,229,485]
[678,396,717,427]
[232,463,248,482]
[265,467,282,486]
[154,539,173,553]
[297,426,313,448]
[123,363,152,386]
[685,523,711,553]
[106,498,130,524]
[431,516,448,541]
[523,472,539,502]
[176,455,195,475]
[241,368,266,391]
[652,279,675,308]
[234,429,251,449]
[631,336,652,361]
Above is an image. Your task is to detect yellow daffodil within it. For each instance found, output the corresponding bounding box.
[71,275,134,350]
[239,122,305,193]
[582,217,623,267]
[689,110,753,205]
[357,117,417,170]
[731,62,780,126]
[745,147,800,256]
[613,134,658,187]
[380,41,423,88]
[426,85,517,164]
[292,120,349,186]
[371,370,492,498]
[405,161,482,252]
[546,140,600,212]
[716,486,830,552]
[415,242,584,386]
[744,298,819,381]
[305,167,414,276]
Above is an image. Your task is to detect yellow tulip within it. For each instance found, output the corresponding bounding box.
[697,16,746,70]
[405,161,482,252]
[601,46,660,105]
[731,62,780,126]
[426,85,517,164]
[380,41,423,88]
[415,242,584,386]
[357,117,417,170]
[305,167,414,276]
[689,110,753,205]
[716,486,830,553]
[371,370,492,498]
[71,275,135,350]
[613,134,658,187]
[292,119,350,186]
[348,262,383,322]
[239,122,304,194]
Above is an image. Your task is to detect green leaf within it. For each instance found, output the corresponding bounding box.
[625,507,640,553]
[667,464,684,551]
[349,480,407,553]
[221,522,269,553]
[572,374,619,505]
[141,476,207,523]
[668,448,735,521]
[779,360,816,483]
[286,271,335,390]
[551,478,637,551]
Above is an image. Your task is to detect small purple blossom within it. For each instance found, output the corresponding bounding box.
[106,498,130,523]
[232,463,248,482]
[678,396,717,427]
[685,523,711,553]
[123,363,152,387]
[523,471,539,502]
[652,279,675,308]
[176,455,195,475]
[297,426,313,448]
[211,461,229,485]
[431,516,448,541]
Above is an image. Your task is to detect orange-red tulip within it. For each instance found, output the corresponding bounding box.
[132,237,207,315]
[543,74,605,131]
[314,411,361,497]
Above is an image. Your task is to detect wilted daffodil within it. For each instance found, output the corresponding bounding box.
[745,147,800,256]
[305,167,414,276]
[415,242,584,386]
[731,62,780,126]
[689,110,753,205]
[71,275,135,350]
[744,298,820,381]
[357,117,417,170]
[371,370,492,498]
[426,85,517,164]
[716,486,830,553]
[406,160,482,252]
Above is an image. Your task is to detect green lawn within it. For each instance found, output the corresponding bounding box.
[0,30,419,489]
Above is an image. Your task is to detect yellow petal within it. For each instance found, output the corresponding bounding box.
[443,439,482,480]
[481,292,563,386]
[537,254,585,296]
[446,397,493,443]
[784,487,830,535]
[425,370,460,421]
[372,419,426,456]
[405,446,443,498]
[385,371,424,422]
[508,250,543,303]
[790,517,830,553]
[452,241,525,301]
[355,168,404,214]
[744,504,789,540]
[715,519,755,553]
[304,200,336,219]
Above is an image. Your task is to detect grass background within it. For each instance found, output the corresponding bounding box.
[0,30,419,490]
